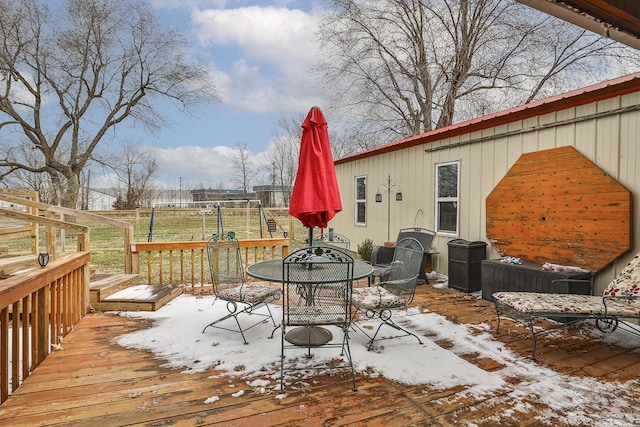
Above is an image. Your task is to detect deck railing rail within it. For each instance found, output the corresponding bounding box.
[130,238,290,291]
[0,252,91,403]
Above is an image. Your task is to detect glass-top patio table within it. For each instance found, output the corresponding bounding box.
[246,259,374,284]
[246,259,373,346]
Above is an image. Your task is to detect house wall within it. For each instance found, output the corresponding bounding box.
[333,90,640,295]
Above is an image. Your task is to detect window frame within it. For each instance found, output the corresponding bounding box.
[435,161,460,235]
[355,175,367,226]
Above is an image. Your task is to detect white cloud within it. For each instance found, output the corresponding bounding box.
[193,6,318,63]
[151,0,229,9]
[147,143,276,188]
[149,145,239,187]
[89,171,120,189]
[192,5,327,113]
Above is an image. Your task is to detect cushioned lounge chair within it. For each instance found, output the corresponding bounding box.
[493,252,640,359]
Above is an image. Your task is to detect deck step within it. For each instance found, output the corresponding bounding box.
[0,254,39,277]
[90,284,183,312]
[90,273,141,303]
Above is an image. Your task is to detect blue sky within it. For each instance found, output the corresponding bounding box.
[97,0,333,189]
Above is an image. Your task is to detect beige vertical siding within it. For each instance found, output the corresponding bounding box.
[334,91,640,294]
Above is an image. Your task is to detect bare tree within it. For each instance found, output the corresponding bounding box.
[0,0,217,208]
[261,113,359,206]
[317,0,638,146]
[265,116,303,206]
[232,143,254,198]
[108,142,158,209]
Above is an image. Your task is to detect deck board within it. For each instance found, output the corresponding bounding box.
[2,283,640,426]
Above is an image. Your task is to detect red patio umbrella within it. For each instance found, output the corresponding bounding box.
[287,106,342,347]
[289,106,342,244]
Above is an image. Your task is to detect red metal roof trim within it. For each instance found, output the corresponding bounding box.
[335,72,640,165]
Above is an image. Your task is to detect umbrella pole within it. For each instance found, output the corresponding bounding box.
[308,227,313,246]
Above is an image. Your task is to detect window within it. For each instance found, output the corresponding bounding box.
[355,176,366,225]
[435,161,459,234]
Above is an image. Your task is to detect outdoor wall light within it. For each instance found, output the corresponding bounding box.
[38,252,50,268]
[395,192,403,201]
[375,193,382,203]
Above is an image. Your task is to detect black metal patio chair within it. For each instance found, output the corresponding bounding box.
[202,232,281,344]
[278,245,357,393]
[351,237,425,348]
[311,232,350,251]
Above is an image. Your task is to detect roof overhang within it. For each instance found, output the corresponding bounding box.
[516,0,640,50]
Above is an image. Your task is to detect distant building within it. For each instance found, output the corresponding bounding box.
[190,188,257,202]
[252,185,291,207]
[86,188,191,210]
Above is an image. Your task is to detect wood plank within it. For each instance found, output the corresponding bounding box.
[0,255,38,276]
[90,284,182,312]
[486,146,632,272]
[2,284,640,426]
[0,208,88,233]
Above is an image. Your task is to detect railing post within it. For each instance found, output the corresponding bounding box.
[124,226,134,274]
[36,286,49,365]
[130,244,140,275]
[1,307,8,402]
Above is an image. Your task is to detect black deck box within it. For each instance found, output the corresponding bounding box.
[481,259,592,301]
[447,239,487,292]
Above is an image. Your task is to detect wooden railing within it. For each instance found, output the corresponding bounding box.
[0,252,91,403]
[130,238,290,291]
[0,193,135,274]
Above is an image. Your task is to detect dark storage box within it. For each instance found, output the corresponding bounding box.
[481,259,591,301]
[447,239,487,292]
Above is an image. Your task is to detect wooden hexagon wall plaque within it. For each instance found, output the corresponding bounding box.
[486,146,632,273]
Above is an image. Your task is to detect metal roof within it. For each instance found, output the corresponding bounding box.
[335,72,640,165]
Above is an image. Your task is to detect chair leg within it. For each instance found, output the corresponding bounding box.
[269,323,279,339]
[279,323,358,394]
[263,302,278,328]
[349,308,374,340]
[357,308,423,346]
[203,301,277,345]
[202,310,249,345]
[528,319,538,360]
[341,327,358,392]
[279,322,286,394]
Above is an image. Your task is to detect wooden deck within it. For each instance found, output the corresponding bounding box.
[2,283,640,426]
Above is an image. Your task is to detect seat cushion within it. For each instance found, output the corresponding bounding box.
[602,253,640,297]
[218,283,280,304]
[351,286,404,310]
[493,292,640,317]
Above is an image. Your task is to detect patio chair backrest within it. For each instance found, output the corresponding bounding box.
[602,252,640,298]
[312,232,350,251]
[206,232,245,293]
[396,228,435,253]
[385,237,425,305]
[282,246,354,327]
